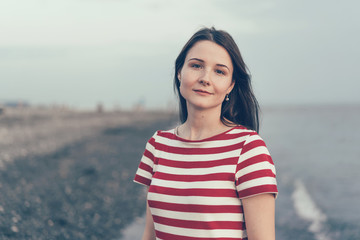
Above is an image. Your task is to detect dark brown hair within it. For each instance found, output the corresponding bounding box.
[174,27,260,132]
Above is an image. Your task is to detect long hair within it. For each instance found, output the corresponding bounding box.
[174,27,260,132]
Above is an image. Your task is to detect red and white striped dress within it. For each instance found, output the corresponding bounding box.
[134,125,278,240]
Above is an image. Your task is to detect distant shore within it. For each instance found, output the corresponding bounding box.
[0,107,177,169]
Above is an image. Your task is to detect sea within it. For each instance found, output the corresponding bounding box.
[261,104,360,240]
[121,104,360,240]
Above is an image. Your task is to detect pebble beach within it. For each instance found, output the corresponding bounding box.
[0,108,177,239]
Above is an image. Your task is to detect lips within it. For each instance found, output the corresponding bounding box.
[193,89,213,95]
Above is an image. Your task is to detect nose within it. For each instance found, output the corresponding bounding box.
[199,69,211,86]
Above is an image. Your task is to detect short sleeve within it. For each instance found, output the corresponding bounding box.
[133,131,158,186]
[235,132,278,199]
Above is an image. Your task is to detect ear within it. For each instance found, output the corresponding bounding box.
[177,72,181,81]
[227,80,235,94]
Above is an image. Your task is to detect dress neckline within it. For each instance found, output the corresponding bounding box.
[173,125,239,143]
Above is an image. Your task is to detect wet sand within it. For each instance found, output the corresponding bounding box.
[0,109,177,239]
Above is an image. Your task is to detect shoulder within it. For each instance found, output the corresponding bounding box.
[226,125,261,141]
[227,126,270,157]
[232,125,266,140]
[147,128,177,146]
[153,128,176,140]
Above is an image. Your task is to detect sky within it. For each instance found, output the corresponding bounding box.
[1,0,359,110]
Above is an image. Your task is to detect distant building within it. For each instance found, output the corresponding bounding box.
[1,100,30,108]
[96,102,104,113]
[0,104,4,115]
[132,98,145,112]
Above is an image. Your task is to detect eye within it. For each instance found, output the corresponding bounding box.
[191,63,202,69]
[215,69,225,75]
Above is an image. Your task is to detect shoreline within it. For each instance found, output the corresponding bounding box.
[0,108,177,169]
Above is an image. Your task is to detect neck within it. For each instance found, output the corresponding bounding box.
[179,104,230,140]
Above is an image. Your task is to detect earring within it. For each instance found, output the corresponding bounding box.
[225,94,230,101]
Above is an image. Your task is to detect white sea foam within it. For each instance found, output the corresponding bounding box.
[292,179,332,240]
[120,215,145,240]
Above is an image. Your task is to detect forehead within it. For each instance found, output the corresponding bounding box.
[186,40,233,69]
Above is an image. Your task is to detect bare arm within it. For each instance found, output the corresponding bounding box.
[242,193,276,240]
[142,188,156,240]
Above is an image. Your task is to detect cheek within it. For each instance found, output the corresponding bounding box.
[179,80,190,98]
[215,80,233,94]
[179,71,195,93]
[179,75,198,101]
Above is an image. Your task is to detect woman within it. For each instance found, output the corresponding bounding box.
[134,27,278,240]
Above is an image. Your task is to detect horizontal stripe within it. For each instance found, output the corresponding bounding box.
[138,161,153,174]
[152,215,245,230]
[152,178,235,190]
[236,176,278,192]
[151,208,244,221]
[152,178,235,191]
[236,161,275,180]
[154,223,247,239]
[155,141,245,155]
[139,153,154,166]
[239,146,270,162]
[238,169,276,183]
[155,164,235,176]
[134,175,151,186]
[148,200,243,213]
[158,129,250,142]
[143,148,155,162]
[148,192,241,206]
[237,185,278,199]
[227,128,253,134]
[150,185,238,198]
[237,154,273,172]
[157,157,238,168]
[156,134,247,149]
[156,230,248,240]
[240,138,266,154]
[158,148,242,162]
[154,172,234,182]
[135,168,152,180]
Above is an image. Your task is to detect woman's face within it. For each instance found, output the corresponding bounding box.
[178,40,234,112]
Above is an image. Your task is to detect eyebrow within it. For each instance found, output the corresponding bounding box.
[188,58,230,71]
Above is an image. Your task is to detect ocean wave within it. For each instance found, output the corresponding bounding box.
[292,179,332,240]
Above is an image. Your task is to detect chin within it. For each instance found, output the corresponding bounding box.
[188,101,222,111]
